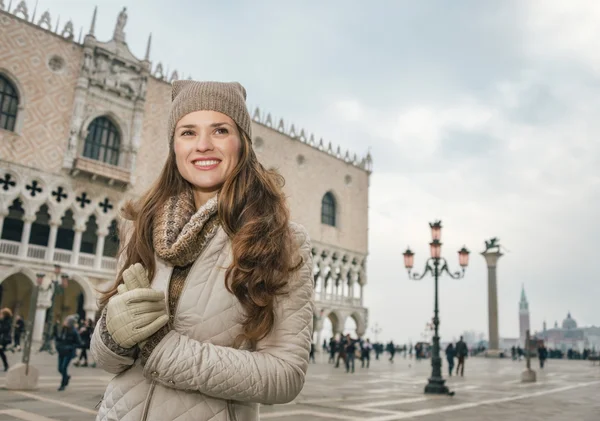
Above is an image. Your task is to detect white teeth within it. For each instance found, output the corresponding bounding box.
[193,160,220,167]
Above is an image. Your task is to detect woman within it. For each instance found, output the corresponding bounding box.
[445,343,455,376]
[74,318,93,367]
[0,308,13,371]
[91,81,314,421]
[55,315,82,391]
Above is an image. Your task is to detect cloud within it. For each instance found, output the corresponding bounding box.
[30,0,600,342]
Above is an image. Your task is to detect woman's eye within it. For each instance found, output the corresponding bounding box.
[181,130,194,136]
[215,128,229,135]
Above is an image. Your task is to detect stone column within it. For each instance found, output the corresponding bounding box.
[0,212,6,235]
[45,221,60,262]
[18,216,35,258]
[482,248,503,357]
[32,304,49,342]
[71,225,85,266]
[94,228,108,270]
[360,284,364,307]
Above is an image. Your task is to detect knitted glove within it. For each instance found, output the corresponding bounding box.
[105,264,168,349]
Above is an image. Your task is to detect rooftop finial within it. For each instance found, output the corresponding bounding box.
[144,33,152,61]
[31,0,38,23]
[113,6,127,43]
[89,6,97,36]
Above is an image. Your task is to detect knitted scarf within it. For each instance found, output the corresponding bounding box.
[153,189,220,267]
[140,189,221,363]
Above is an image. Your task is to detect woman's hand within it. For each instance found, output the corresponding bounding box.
[105,264,169,348]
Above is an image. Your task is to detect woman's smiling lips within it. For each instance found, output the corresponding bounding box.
[191,158,221,170]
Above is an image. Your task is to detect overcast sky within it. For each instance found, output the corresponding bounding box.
[29,0,599,344]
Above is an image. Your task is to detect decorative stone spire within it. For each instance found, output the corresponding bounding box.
[89,6,97,37]
[144,33,152,61]
[519,284,528,311]
[14,1,29,20]
[31,0,38,23]
[113,6,127,43]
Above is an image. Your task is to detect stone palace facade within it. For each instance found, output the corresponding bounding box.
[0,3,372,345]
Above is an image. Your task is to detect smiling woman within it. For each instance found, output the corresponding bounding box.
[91,81,314,421]
[173,111,241,209]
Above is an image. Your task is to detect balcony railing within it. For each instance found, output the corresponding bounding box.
[317,293,362,307]
[27,244,47,260]
[54,249,72,264]
[78,253,95,267]
[0,239,20,256]
[0,239,117,273]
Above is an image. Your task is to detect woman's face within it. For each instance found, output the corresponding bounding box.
[173,110,242,207]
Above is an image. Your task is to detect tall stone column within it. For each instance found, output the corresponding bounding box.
[71,220,86,266]
[94,228,108,270]
[18,216,35,258]
[32,304,49,342]
[482,243,503,357]
[45,221,60,262]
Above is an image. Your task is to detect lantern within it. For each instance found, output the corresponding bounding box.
[429,220,442,241]
[458,246,470,267]
[429,240,442,259]
[403,247,414,269]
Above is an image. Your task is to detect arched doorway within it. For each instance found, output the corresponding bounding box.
[0,267,37,322]
[344,316,358,337]
[0,272,34,321]
[51,279,84,325]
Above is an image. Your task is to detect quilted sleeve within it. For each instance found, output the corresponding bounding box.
[142,223,315,405]
[90,309,138,374]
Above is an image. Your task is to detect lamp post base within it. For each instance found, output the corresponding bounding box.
[424,377,452,395]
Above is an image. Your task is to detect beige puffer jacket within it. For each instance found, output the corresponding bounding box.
[90,222,314,421]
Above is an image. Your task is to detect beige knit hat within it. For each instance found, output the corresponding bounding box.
[168,80,252,146]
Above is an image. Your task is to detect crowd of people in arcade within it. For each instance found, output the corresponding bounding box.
[0,308,96,390]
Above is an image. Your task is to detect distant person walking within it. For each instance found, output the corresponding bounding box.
[517,346,524,361]
[13,315,24,352]
[74,319,93,367]
[361,339,372,368]
[0,308,13,371]
[511,345,516,361]
[55,315,83,391]
[445,343,456,376]
[455,336,468,377]
[345,335,357,373]
[329,337,337,364]
[335,338,347,369]
[538,344,548,369]
[309,342,316,363]
[388,341,396,363]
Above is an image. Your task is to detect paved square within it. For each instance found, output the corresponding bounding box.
[1,350,599,420]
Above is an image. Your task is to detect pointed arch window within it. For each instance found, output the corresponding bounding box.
[83,117,121,166]
[321,192,336,227]
[0,74,19,132]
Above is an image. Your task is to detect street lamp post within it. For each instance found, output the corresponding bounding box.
[371,322,382,343]
[403,220,470,395]
[39,264,69,353]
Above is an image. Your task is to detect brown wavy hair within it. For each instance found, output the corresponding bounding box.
[99,128,301,348]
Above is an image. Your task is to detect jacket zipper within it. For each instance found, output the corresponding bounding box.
[139,232,218,421]
[227,400,238,421]
[140,378,157,421]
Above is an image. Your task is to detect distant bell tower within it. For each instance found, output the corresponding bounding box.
[519,284,530,346]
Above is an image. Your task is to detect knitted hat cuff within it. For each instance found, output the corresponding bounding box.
[168,81,252,145]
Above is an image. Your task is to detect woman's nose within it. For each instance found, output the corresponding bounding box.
[194,133,214,151]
